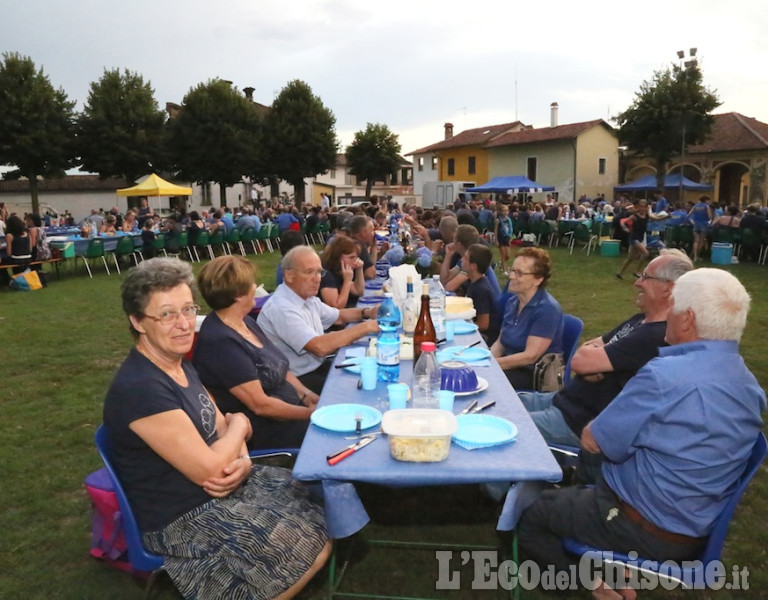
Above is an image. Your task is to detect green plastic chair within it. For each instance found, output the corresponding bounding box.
[268,225,281,252]
[79,237,110,278]
[240,228,258,254]
[192,231,212,262]
[208,229,227,257]
[112,235,141,274]
[152,233,168,257]
[569,223,593,255]
[224,229,245,256]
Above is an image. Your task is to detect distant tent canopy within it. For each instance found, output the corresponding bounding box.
[614,174,712,192]
[467,175,555,194]
[116,173,193,197]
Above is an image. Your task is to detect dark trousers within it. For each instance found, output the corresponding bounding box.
[504,365,535,390]
[518,481,706,579]
[297,357,333,395]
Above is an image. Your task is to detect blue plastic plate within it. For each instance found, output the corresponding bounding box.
[437,346,491,363]
[452,415,518,449]
[452,321,479,334]
[365,280,384,289]
[310,404,382,432]
[358,296,384,305]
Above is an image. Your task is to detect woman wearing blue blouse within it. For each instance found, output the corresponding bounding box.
[491,247,564,390]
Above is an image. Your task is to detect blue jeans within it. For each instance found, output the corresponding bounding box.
[517,391,581,447]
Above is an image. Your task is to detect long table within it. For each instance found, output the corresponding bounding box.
[48,231,142,256]
[292,329,562,540]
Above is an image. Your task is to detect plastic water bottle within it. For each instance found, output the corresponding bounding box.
[428,275,446,339]
[377,293,401,382]
[412,341,441,408]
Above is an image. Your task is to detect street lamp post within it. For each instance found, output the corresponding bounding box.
[677,48,698,202]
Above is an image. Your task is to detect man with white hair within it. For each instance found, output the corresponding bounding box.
[258,246,379,394]
[518,269,765,599]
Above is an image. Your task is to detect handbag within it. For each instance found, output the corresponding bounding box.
[532,352,565,392]
[10,269,43,291]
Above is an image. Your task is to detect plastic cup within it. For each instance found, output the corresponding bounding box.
[387,383,409,410]
[359,357,378,391]
[438,390,455,412]
[445,320,456,342]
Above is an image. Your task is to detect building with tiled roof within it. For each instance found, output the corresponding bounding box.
[408,104,619,202]
[622,112,768,207]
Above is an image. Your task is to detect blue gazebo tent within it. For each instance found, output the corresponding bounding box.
[614,174,712,192]
[468,175,555,194]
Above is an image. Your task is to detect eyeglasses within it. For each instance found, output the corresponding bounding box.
[144,304,200,326]
[291,268,327,278]
[506,268,535,278]
[636,272,671,283]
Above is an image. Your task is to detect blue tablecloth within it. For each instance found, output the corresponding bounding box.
[49,231,141,256]
[292,330,562,538]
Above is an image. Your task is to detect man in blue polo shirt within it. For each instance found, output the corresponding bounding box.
[518,268,765,598]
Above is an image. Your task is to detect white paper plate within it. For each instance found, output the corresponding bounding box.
[453,376,489,397]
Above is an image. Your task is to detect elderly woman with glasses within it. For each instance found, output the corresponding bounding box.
[193,255,318,450]
[103,257,330,600]
[490,247,564,390]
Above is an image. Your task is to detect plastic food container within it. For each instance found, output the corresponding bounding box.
[381,409,458,462]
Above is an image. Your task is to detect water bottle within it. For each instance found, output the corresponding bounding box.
[412,341,441,409]
[377,293,401,382]
[428,275,446,339]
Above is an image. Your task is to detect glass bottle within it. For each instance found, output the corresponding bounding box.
[412,283,436,363]
[412,341,441,409]
[401,276,419,336]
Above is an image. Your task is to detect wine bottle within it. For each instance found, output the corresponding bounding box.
[412,282,436,363]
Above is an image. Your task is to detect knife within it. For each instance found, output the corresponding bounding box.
[459,400,478,415]
[327,434,376,465]
[454,340,482,356]
[470,400,496,414]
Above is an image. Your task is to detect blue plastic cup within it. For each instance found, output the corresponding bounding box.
[359,357,378,391]
[445,320,456,342]
[438,390,455,412]
[387,383,409,410]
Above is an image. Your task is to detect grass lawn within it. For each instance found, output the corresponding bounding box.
[1,243,766,599]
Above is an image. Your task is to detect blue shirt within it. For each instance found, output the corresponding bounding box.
[237,214,261,232]
[592,340,766,537]
[499,288,564,355]
[275,212,298,231]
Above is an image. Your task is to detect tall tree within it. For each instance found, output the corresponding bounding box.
[346,123,402,200]
[0,52,76,214]
[167,79,263,207]
[616,61,720,184]
[263,80,337,206]
[76,68,166,185]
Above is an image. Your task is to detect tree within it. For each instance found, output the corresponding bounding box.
[76,68,166,186]
[263,80,337,206]
[616,61,720,184]
[346,123,402,200]
[167,79,263,207]
[0,52,76,214]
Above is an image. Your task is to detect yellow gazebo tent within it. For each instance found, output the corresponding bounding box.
[116,173,193,212]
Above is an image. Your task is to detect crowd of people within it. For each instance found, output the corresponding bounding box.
[91,189,767,598]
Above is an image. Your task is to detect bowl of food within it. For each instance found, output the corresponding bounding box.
[439,360,478,393]
[381,409,458,462]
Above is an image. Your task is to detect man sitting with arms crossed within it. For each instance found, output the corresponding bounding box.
[518,268,766,599]
[461,244,500,343]
[258,246,379,394]
[440,224,502,295]
[519,249,692,481]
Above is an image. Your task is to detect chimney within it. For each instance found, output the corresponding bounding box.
[444,122,454,139]
[550,102,559,127]
[243,87,255,101]
[166,102,181,119]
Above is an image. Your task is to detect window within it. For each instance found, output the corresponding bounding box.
[468,156,476,175]
[527,157,537,182]
[330,169,336,179]
[418,157,424,172]
[598,158,606,175]
[447,158,455,176]
[431,156,438,170]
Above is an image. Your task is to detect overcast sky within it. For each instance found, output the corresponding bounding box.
[2,0,767,158]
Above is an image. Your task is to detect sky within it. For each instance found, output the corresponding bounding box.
[2,0,767,159]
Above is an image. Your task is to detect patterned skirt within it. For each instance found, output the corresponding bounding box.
[143,465,327,600]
